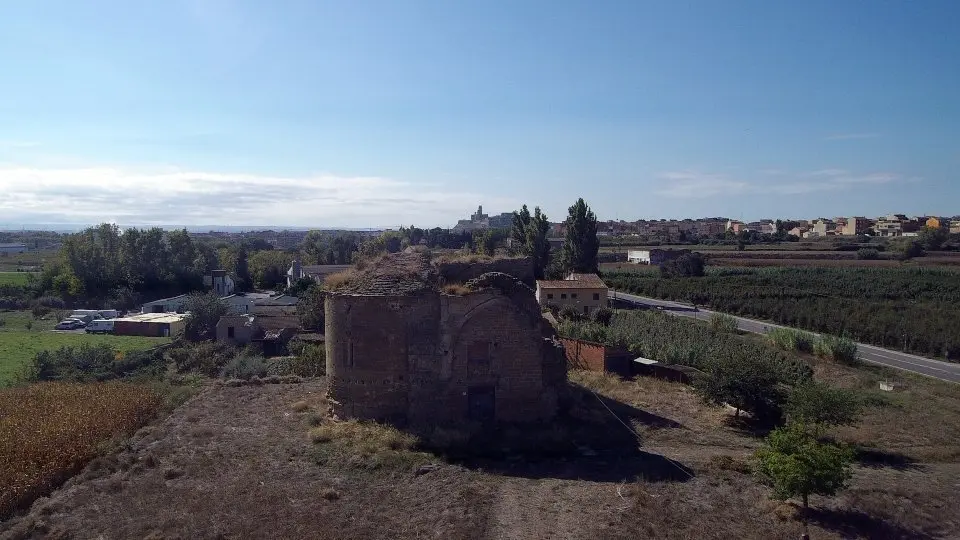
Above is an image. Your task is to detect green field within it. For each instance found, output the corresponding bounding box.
[0,311,170,385]
[0,272,35,286]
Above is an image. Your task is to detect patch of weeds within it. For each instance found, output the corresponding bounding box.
[290,400,310,413]
[162,467,183,480]
[707,454,752,474]
[320,488,340,501]
[309,420,433,471]
[306,412,324,427]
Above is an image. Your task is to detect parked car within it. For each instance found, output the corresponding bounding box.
[85,319,115,334]
[55,319,85,330]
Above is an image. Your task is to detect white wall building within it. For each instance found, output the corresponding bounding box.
[0,243,27,254]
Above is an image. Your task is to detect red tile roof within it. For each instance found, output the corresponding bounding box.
[536,274,608,289]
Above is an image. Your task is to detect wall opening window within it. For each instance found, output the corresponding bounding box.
[227,326,235,339]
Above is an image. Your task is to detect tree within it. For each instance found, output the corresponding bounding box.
[473,229,496,256]
[249,250,293,290]
[918,225,949,251]
[895,240,925,261]
[235,246,251,291]
[755,422,854,536]
[785,382,861,428]
[561,198,599,273]
[855,248,880,260]
[511,205,531,249]
[660,253,706,278]
[297,284,325,331]
[694,354,785,425]
[183,292,228,342]
[526,207,551,279]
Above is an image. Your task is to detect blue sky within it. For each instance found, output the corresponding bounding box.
[1,0,958,228]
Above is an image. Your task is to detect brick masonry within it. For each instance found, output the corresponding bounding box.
[325,274,566,426]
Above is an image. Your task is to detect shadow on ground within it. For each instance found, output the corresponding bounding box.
[807,508,938,540]
[434,383,694,483]
[854,447,922,471]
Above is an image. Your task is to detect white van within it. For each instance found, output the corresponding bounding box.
[85,319,115,334]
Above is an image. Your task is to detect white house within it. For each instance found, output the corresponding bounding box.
[0,243,27,254]
[286,259,353,287]
[203,270,235,296]
[627,249,691,265]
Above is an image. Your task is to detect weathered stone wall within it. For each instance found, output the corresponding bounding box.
[326,274,565,425]
[436,257,535,286]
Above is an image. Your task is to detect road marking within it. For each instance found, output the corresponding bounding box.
[861,353,954,373]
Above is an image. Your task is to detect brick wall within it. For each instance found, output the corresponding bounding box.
[326,280,564,426]
[560,337,607,372]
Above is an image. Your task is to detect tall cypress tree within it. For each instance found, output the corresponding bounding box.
[561,198,599,274]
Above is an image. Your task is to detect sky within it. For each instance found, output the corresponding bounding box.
[1,0,959,229]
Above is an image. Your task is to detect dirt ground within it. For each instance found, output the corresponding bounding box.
[2,374,957,540]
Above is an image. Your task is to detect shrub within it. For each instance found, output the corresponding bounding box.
[168,340,237,376]
[309,419,430,470]
[221,354,268,380]
[28,343,168,382]
[814,335,859,365]
[767,328,815,353]
[441,283,472,296]
[558,306,581,321]
[694,354,785,426]
[30,304,51,319]
[35,296,66,309]
[709,313,738,334]
[856,248,880,260]
[786,382,862,427]
[591,307,613,326]
[660,253,706,278]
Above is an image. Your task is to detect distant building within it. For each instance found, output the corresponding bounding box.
[951,219,960,235]
[113,313,186,337]
[141,294,190,314]
[535,273,609,317]
[810,219,835,237]
[286,259,354,288]
[842,217,871,236]
[203,270,235,296]
[452,205,515,233]
[875,215,905,237]
[627,249,691,265]
[0,243,27,254]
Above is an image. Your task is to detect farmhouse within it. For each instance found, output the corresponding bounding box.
[325,252,566,426]
[535,273,608,316]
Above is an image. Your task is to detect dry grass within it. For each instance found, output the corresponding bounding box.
[309,419,431,471]
[441,283,473,296]
[3,371,957,539]
[0,382,163,518]
[322,269,359,290]
[289,400,310,412]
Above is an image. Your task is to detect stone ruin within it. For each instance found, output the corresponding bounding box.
[324,252,566,426]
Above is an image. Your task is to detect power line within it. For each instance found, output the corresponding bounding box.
[585,385,695,481]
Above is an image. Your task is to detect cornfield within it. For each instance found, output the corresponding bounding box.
[0,382,163,518]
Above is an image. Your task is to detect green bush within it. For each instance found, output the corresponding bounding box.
[221,354,268,380]
[267,345,326,377]
[768,328,815,353]
[856,248,880,260]
[591,307,614,326]
[709,313,738,334]
[786,382,862,427]
[558,306,581,321]
[814,335,859,365]
[28,343,167,382]
[168,340,237,376]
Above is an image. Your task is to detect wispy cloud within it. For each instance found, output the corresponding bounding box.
[0,165,517,227]
[657,168,914,198]
[824,133,881,141]
[655,171,749,198]
[0,140,41,148]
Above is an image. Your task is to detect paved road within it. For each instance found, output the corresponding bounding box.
[610,290,960,384]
